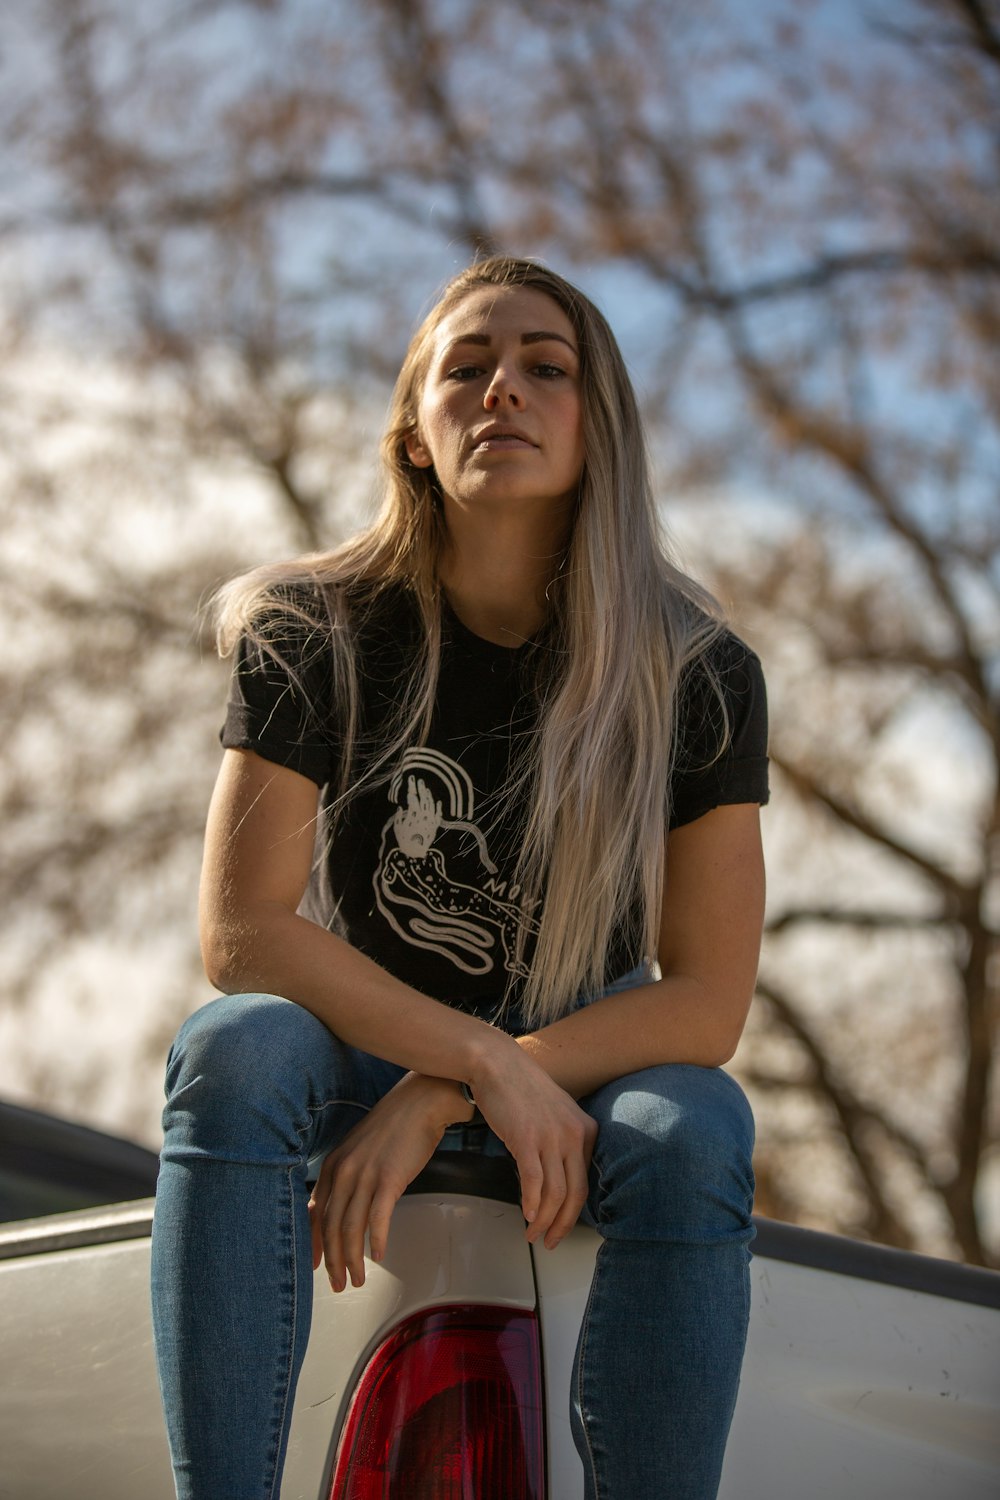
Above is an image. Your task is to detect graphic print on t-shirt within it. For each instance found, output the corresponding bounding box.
[373,746,538,978]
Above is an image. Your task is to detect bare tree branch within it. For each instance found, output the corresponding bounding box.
[765,907,984,934]
[770,753,975,905]
[754,979,922,1249]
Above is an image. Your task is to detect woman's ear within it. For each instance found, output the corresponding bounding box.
[404,431,434,469]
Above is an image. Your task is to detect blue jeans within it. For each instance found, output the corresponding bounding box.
[151,982,755,1500]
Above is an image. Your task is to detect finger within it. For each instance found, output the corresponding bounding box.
[341,1209,371,1288]
[309,1194,323,1271]
[322,1175,355,1293]
[323,1212,348,1294]
[335,1181,375,1289]
[543,1150,589,1249]
[310,1159,336,1273]
[367,1185,400,1264]
[516,1156,544,1232]
[581,1116,599,1170]
[527,1154,567,1246]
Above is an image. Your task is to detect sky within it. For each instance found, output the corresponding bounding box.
[0,0,994,1258]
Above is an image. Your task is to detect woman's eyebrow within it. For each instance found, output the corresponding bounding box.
[522,330,578,353]
[442,329,578,355]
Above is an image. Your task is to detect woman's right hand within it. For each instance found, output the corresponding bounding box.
[309,1071,461,1291]
[469,1040,598,1250]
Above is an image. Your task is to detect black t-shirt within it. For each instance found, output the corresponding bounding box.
[221,585,769,1020]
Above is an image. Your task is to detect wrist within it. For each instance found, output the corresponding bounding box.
[465,1027,524,1097]
[405,1071,476,1128]
[445,1076,477,1126]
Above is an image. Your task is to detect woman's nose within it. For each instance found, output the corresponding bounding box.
[484,365,524,409]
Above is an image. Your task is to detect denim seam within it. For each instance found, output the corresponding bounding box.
[578,1128,612,1500]
[589,1132,611,1234]
[267,1164,298,1500]
[574,1243,605,1500]
[292,1095,373,1166]
[269,1091,385,1487]
[266,1095,362,1497]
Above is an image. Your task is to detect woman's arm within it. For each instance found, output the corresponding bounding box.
[309,800,766,1272]
[514,802,766,1098]
[200,747,597,1274]
[202,747,504,1083]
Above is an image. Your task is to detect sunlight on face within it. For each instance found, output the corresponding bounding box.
[407,285,585,522]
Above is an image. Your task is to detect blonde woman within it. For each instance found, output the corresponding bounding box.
[151,256,769,1499]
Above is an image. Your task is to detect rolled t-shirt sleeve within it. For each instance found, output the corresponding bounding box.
[221,611,338,787]
[669,634,770,830]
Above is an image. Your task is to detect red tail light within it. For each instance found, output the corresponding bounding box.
[328,1304,545,1499]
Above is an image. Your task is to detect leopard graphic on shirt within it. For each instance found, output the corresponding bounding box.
[373,747,539,978]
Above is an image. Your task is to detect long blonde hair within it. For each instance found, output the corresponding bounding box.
[215,256,725,1026]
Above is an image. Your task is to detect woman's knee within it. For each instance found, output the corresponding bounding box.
[586,1064,755,1244]
[168,993,329,1091]
[163,994,335,1152]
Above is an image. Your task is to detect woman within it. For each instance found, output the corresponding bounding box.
[151,255,769,1500]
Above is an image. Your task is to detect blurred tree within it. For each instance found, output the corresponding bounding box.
[0,0,995,1261]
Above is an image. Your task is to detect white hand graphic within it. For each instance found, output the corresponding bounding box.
[393,775,442,857]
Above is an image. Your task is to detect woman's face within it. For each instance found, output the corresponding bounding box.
[406,285,585,524]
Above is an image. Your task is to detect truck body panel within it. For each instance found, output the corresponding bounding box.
[2,1189,998,1500]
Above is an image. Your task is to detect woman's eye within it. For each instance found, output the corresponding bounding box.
[533,362,566,378]
[446,365,483,381]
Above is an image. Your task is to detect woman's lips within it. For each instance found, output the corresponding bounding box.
[470,426,537,450]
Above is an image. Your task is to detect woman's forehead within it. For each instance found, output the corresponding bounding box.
[431,284,576,351]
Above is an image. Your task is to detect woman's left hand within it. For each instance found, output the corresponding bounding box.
[308,1071,468,1292]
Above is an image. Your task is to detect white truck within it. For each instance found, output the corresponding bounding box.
[1,1100,998,1499]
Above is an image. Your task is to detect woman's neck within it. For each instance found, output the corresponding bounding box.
[438,506,571,647]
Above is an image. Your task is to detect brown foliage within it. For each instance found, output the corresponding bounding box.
[0,0,995,1257]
